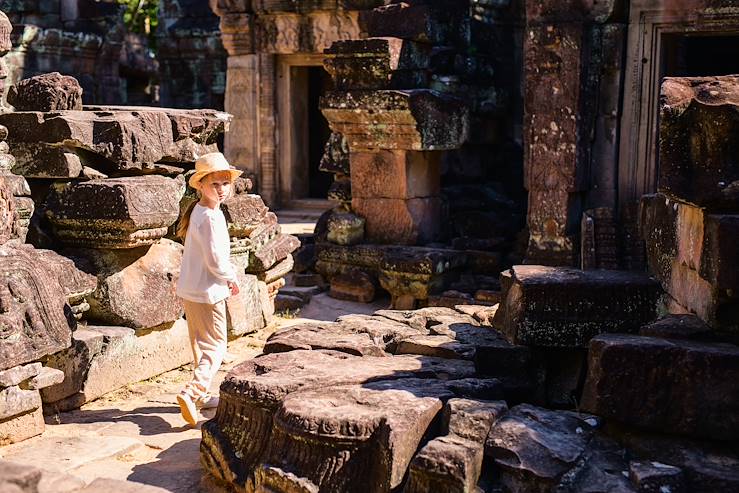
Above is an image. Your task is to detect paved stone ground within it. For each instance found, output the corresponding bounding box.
[0,295,387,492]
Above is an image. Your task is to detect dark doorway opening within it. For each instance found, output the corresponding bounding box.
[307,66,333,199]
[662,34,739,77]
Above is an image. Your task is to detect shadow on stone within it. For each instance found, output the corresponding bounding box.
[49,405,183,436]
[128,438,206,493]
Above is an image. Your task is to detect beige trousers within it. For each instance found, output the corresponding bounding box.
[181,299,228,401]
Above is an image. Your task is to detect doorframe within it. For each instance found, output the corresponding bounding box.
[276,53,328,208]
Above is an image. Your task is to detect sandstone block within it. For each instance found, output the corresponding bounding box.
[493,265,661,347]
[329,270,375,303]
[0,408,45,445]
[0,244,74,371]
[326,211,364,245]
[581,334,739,441]
[353,197,441,244]
[0,386,41,421]
[221,193,269,237]
[0,363,41,388]
[201,350,477,489]
[10,144,82,178]
[76,239,184,330]
[27,367,65,390]
[0,108,229,170]
[7,72,83,111]
[265,323,387,357]
[660,76,739,211]
[321,89,469,151]
[485,404,598,492]
[350,149,440,199]
[405,434,483,493]
[43,321,191,413]
[247,233,300,272]
[324,37,432,90]
[629,461,685,493]
[258,255,294,283]
[640,193,739,331]
[319,132,350,175]
[46,176,182,249]
[639,314,713,341]
[226,272,265,338]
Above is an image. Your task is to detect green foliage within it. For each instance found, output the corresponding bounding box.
[118,0,159,44]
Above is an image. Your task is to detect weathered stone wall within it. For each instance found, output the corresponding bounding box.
[2,0,158,106]
[157,0,227,110]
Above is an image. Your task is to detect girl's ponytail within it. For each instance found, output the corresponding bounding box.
[176,199,198,240]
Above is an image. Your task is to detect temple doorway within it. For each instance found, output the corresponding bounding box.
[277,55,333,209]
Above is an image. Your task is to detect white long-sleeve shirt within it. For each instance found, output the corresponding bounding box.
[176,203,237,304]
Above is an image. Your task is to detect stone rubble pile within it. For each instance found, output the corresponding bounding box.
[0,69,296,439]
[202,286,739,492]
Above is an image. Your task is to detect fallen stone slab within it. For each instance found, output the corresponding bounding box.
[8,72,83,111]
[639,193,739,331]
[335,313,431,349]
[0,363,41,388]
[71,239,184,330]
[629,460,685,493]
[639,314,714,341]
[10,143,83,178]
[493,266,662,347]
[46,176,182,249]
[581,334,739,441]
[221,193,270,237]
[0,107,229,171]
[554,435,636,493]
[226,272,265,338]
[264,322,388,357]
[27,367,65,390]
[42,320,191,413]
[201,350,477,489]
[405,434,484,493]
[485,404,599,492]
[395,323,507,360]
[0,243,74,371]
[406,399,509,493]
[246,233,300,272]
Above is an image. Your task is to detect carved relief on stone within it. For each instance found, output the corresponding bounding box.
[0,177,15,244]
[45,176,182,249]
[309,12,361,53]
[0,244,74,371]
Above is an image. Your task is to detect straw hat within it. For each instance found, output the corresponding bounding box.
[188,152,243,190]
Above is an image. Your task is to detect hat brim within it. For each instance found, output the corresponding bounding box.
[188,168,243,190]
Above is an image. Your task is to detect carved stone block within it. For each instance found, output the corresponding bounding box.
[7,72,83,111]
[321,89,469,151]
[0,244,74,371]
[0,108,230,171]
[46,176,182,249]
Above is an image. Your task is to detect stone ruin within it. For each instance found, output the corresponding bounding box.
[198,39,739,493]
[0,8,298,443]
[279,0,524,310]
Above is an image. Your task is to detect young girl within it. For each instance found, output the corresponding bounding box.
[175,152,241,426]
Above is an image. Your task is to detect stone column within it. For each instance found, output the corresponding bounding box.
[224,54,258,173]
[523,0,622,266]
